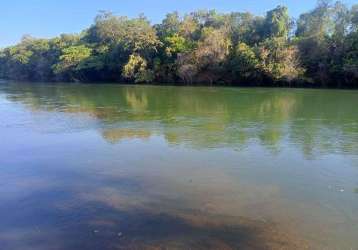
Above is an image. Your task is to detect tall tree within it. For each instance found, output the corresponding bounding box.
[264,6,291,39]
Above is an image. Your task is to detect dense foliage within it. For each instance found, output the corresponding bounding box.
[1,1,357,87]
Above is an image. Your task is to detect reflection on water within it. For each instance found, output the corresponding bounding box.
[0,83,357,249]
[3,83,358,155]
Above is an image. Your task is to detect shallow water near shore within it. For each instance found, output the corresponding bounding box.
[0,83,357,249]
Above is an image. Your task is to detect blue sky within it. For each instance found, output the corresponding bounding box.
[0,0,356,48]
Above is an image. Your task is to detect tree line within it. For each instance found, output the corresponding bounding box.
[1,1,357,88]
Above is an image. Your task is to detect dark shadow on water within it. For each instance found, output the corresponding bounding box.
[0,147,305,250]
[0,170,307,250]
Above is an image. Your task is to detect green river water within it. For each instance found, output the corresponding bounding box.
[0,83,357,249]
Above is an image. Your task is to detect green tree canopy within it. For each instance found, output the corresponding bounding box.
[0,1,357,88]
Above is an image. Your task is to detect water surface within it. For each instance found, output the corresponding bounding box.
[0,83,357,249]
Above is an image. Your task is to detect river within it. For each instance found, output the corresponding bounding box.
[0,83,357,249]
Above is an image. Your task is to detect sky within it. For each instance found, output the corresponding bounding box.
[0,0,356,48]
